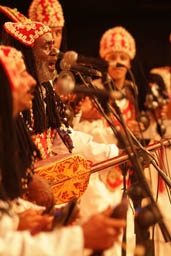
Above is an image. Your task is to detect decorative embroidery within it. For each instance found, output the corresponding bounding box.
[35,154,90,204]
[32,128,57,159]
[4,21,51,47]
[28,0,64,27]
[99,26,136,60]
[0,46,25,91]
[0,5,29,22]
[100,166,124,191]
[21,83,74,157]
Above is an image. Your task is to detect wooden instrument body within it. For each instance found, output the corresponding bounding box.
[34,139,171,204]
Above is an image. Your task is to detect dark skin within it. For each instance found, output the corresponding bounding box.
[32,33,58,84]
[24,32,126,247]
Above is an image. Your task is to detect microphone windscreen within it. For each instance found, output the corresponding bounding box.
[63,51,78,65]
[56,71,75,95]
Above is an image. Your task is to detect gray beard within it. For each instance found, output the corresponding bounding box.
[36,61,57,84]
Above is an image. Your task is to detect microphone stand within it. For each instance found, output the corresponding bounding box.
[107,101,171,256]
[76,73,171,255]
[115,64,148,145]
[77,74,133,256]
[108,105,171,189]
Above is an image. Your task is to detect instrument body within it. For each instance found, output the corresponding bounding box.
[34,139,171,204]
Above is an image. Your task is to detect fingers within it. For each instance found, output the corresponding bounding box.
[82,212,126,250]
[18,209,54,232]
[105,218,126,229]
[30,216,53,235]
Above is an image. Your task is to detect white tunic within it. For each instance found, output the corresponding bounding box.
[0,201,84,256]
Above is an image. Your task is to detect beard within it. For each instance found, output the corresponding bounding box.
[35,58,57,84]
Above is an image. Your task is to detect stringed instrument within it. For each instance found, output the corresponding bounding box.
[34,139,171,204]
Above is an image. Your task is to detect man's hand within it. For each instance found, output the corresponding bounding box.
[27,174,55,211]
[18,209,53,234]
[82,212,125,250]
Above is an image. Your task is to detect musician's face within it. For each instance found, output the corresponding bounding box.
[12,59,36,116]
[32,33,58,84]
[104,51,130,81]
[51,26,63,49]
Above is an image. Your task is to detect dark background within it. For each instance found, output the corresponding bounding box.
[1,0,171,67]
[1,0,171,107]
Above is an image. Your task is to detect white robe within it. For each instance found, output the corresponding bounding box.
[0,200,84,256]
[72,119,135,256]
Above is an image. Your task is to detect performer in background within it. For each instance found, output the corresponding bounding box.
[143,66,171,256]
[28,0,65,50]
[72,26,143,256]
[27,0,86,122]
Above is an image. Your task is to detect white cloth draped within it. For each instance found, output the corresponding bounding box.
[0,203,84,256]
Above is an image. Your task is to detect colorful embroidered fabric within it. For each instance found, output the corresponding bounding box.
[0,45,25,90]
[99,26,136,60]
[32,128,57,159]
[34,154,91,204]
[4,21,51,47]
[0,5,28,22]
[28,0,64,28]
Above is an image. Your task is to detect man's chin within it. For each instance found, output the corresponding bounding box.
[39,70,57,84]
[47,70,57,81]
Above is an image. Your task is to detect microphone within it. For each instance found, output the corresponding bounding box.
[59,59,102,77]
[56,70,124,101]
[57,50,108,71]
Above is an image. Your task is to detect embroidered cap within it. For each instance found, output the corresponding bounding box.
[0,5,28,22]
[28,0,64,28]
[99,26,136,60]
[4,21,51,47]
[0,45,25,90]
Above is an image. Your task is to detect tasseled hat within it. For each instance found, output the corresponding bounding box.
[99,26,136,60]
[0,46,25,90]
[28,0,64,28]
[4,21,51,47]
[0,5,28,22]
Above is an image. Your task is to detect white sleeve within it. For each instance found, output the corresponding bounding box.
[0,225,84,256]
[70,129,119,164]
[11,198,45,214]
[70,129,119,221]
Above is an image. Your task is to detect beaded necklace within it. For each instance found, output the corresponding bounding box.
[21,83,74,160]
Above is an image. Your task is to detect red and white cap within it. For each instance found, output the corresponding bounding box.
[99,26,136,60]
[0,5,28,22]
[28,0,64,28]
[0,46,25,90]
[4,21,51,47]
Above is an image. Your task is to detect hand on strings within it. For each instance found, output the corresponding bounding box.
[82,211,125,250]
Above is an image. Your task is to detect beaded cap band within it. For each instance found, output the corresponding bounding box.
[4,21,51,47]
[0,46,25,90]
[0,5,28,22]
[28,0,64,28]
[99,26,136,60]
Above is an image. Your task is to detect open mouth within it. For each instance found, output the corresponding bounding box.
[48,62,56,72]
